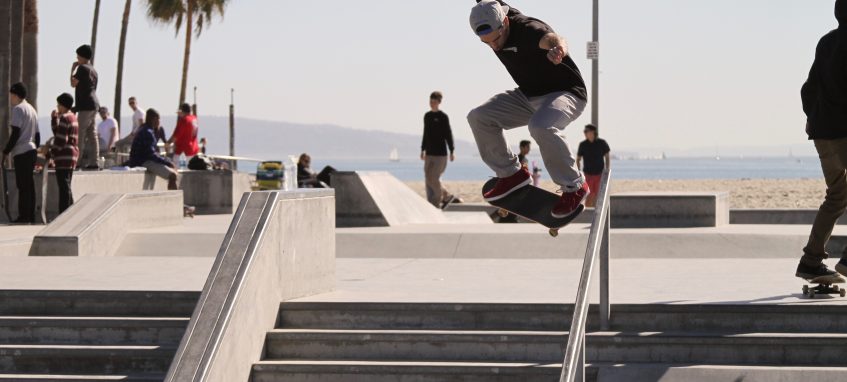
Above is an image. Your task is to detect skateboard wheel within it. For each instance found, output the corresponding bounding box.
[835,285,840,292]
[549,229,559,237]
[802,285,809,295]
[841,289,846,298]
[809,291,816,299]
[497,209,509,218]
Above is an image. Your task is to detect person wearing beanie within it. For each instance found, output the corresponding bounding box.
[125,109,179,190]
[166,103,200,166]
[3,82,40,224]
[51,93,79,214]
[798,0,847,282]
[70,44,100,170]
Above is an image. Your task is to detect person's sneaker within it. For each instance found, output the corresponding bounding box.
[796,262,838,280]
[836,258,847,277]
[551,182,590,219]
[483,167,531,202]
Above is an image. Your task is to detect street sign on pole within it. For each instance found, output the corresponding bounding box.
[587,41,599,60]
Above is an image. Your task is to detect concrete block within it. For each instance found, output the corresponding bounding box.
[610,192,729,228]
[1,169,251,222]
[332,171,447,227]
[166,190,336,382]
[29,191,184,257]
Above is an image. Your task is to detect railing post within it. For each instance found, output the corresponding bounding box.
[599,202,611,331]
[575,334,586,382]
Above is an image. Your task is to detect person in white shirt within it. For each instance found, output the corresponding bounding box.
[129,96,145,134]
[115,96,146,154]
[97,107,119,156]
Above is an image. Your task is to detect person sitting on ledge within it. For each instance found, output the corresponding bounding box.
[125,108,178,190]
[297,153,336,188]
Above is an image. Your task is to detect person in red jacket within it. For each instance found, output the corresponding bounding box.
[167,103,199,166]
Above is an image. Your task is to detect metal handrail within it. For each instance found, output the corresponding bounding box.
[559,169,612,382]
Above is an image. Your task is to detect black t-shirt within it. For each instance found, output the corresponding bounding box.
[494,13,587,100]
[577,138,610,175]
[73,64,100,111]
[421,111,454,156]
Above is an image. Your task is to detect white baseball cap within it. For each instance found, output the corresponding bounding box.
[470,0,510,36]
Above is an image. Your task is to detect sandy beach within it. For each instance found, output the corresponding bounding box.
[406,179,828,209]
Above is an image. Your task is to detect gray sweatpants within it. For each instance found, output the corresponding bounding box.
[424,155,449,207]
[77,110,99,168]
[467,89,586,190]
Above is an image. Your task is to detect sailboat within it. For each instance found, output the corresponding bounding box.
[389,148,400,162]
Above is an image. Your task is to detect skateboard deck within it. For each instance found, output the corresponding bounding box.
[801,275,846,298]
[0,155,10,223]
[482,178,585,237]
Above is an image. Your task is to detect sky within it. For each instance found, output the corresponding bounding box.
[37,0,837,155]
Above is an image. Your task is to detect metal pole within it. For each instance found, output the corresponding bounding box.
[229,88,236,170]
[599,203,610,330]
[192,86,197,115]
[591,0,599,129]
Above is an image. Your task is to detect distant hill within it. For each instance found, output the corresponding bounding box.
[39,116,477,161]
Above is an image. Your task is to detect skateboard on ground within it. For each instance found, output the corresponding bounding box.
[36,139,54,224]
[800,275,846,298]
[0,155,10,222]
[482,178,585,237]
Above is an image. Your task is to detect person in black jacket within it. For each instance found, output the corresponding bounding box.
[421,91,456,208]
[798,0,847,280]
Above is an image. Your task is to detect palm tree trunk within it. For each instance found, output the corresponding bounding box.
[10,0,24,84]
[0,2,12,149]
[22,0,38,111]
[90,0,101,64]
[114,0,131,124]
[179,0,193,105]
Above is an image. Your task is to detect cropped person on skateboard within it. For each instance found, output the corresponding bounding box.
[467,0,589,219]
[798,0,847,281]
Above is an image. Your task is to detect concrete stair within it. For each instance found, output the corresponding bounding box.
[251,302,847,382]
[0,290,198,381]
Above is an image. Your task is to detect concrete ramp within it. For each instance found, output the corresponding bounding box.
[333,171,448,227]
[29,191,184,257]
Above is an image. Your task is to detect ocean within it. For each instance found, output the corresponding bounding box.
[296,156,824,182]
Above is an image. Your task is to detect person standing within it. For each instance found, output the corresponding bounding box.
[577,124,610,207]
[797,0,847,280]
[51,93,79,214]
[97,107,119,158]
[3,83,40,224]
[115,97,146,154]
[167,103,200,166]
[420,91,456,208]
[70,44,100,170]
[466,0,589,219]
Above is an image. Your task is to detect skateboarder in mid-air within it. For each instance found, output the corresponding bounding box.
[798,0,847,282]
[468,0,589,219]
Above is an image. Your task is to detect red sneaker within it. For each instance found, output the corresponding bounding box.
[551,182,590,218]
[483,167,532,202]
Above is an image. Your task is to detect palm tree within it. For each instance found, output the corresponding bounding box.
[145,0,229,105]
[22,0,38,111]
[10,0,24,83]
[114,0,132,124]
[1,1,12,147]
[90,0,101,64]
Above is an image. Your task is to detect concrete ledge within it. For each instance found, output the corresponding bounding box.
[1,169,250,221]
[611,192,729,228]
[29,191,184,257]
[730,209,847,225]
[166,190,335,382]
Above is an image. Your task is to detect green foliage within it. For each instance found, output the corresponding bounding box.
[145,0,229,37]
